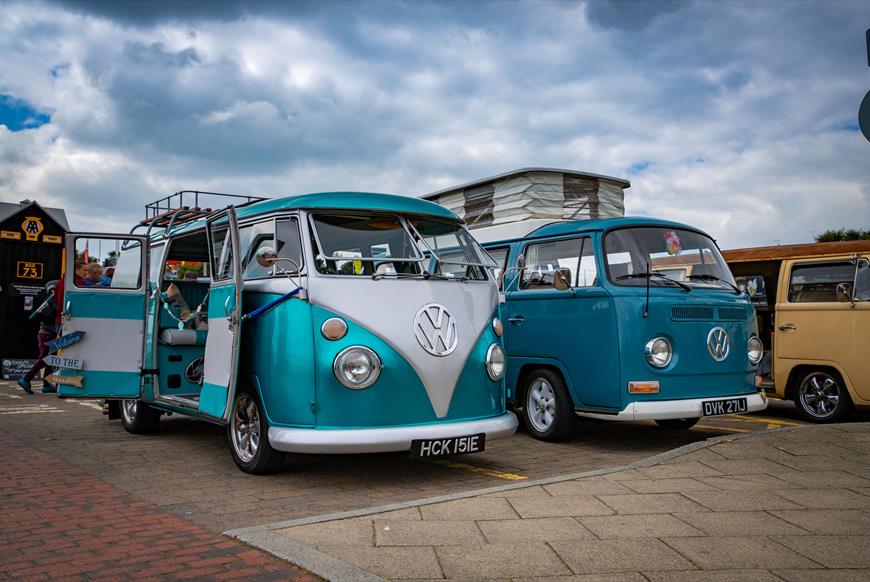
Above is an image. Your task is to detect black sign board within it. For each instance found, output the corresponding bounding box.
[2,359,37,380]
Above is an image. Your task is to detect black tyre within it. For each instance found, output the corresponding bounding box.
[655,418,700,430]
[794,369,852,423]
[228,389,285,474]
[120,400,161,434]
[521,368,575,441]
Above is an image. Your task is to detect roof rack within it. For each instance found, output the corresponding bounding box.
[134,190,269,236]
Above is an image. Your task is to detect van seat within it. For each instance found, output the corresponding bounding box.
[159,329,208,346]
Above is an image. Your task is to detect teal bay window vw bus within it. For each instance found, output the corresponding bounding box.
[477,217,767,440]
[55,191,516,473]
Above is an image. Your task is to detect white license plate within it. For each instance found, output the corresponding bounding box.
[411,433,486,458]
[702,397,748,417]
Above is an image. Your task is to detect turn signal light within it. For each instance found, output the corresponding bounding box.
[628,381,660,394]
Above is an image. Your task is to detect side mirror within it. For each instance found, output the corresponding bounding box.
[256,246,278,268]
[517,255,526,269]
[554,267,572,291]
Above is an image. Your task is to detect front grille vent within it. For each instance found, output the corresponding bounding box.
[717,307,747,321]
[671,306,715,321]
[671,305,748,321]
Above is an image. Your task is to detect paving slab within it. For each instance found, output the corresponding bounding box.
[773,535,870,568]
[477,517,594,542]
[436,542,572,578]
[662,536,822,570]
[578,514,704,538]
[550,538,695,574]
[672,510,809,536]
[773,487,870,509]
[598,492,709,514]
[770,509,870,535]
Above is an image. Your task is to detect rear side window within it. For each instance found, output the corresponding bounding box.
[788,262,854,303]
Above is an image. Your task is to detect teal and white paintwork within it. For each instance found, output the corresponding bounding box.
[59,192,517,456]
[481,216,767,422]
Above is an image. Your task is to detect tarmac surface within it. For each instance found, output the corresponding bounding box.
[2,378,850,581]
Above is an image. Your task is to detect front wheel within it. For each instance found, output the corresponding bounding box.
[794,370,852,423]
[521,369,575,441]
[228,390,285,474]
[655,418,699,430]
[120,400,161,434]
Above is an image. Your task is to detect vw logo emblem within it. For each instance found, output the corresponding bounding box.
[414,303,458,357]
[707,327,730,361]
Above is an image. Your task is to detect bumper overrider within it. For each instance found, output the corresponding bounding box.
[576,392,767,422]
[267,412,518,454]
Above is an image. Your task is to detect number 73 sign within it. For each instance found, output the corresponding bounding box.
[16,261,44,280]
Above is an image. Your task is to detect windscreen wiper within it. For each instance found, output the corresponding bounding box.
[615,272,691,292]
[371,272,428,281]
[686,274,742,294]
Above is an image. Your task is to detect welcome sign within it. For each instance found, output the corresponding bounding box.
[47,331,86,354]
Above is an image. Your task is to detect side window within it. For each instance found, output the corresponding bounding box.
[73,237,142,290]
[521,238,583,290]
[856,259,870,301]
[240,221,274,280]
[209,220,234,281]
[149,244,165,285]
[276,218,303,273]
[788,262,855,303]
[576,238,597,287]
[486,247,509,290]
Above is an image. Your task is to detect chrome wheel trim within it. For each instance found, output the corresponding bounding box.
[799,372,841,419]
[527,378,556,433]
[121,400,138,424]
[231,394,261,463]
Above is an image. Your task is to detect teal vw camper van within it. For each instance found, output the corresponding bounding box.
[54,191,516,472]
[424,169,767,441]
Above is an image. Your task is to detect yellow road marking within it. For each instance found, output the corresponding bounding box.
[732,414,805,427]
[426,459,528,481]
[695,424,751,433]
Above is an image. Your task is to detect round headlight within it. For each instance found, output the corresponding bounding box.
[485,343,506,381]
[645,337,672,368]
[333,346,382,389]
[747,336,763,365]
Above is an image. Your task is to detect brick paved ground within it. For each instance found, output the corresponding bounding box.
[0,430,320,581]
[268,423,870,581]
[0,381,809,534]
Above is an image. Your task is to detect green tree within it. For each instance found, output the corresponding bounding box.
[815,228,870,242]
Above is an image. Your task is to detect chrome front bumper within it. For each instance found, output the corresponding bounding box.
[267,412,519,454]
[575,392,768,422]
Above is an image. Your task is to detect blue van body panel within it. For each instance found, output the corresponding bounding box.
[443,316,505,422]
[239,292,316,428]
[197,284,237,418]
[487,218,757,414]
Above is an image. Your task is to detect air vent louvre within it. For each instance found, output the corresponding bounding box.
[717,307,747,321]
[671,306,715,321]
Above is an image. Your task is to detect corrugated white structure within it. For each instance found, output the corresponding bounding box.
[422,168,629,230]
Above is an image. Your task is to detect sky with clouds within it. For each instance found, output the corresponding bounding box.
[0,0,868,248]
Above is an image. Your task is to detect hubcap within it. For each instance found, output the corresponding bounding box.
[231,394,260,463]
[121,400,138,424]
[799,372,841,418]
[527,378,556,433]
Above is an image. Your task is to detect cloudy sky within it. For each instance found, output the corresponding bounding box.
[0,0,868,248]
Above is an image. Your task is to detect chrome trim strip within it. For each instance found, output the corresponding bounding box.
[267,412,518,454]
[575,392,767,422]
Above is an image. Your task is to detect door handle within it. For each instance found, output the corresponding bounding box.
[224,296,236,320]
[508,315,525,325]
[62,300,72,321]
[778,323,796,332]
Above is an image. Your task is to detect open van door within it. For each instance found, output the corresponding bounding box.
[199,207,243,420]
[57,233,148,398]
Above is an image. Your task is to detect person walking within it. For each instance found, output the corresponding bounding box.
[18,281,59,395]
